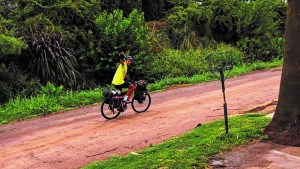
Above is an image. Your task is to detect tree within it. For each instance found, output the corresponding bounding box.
[100,0,142,16]
[265,0,300,146]
[142,0,165,21]
[236,0,286,61]
[2,0,102,88]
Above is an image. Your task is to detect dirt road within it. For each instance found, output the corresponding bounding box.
[0,68,281,169]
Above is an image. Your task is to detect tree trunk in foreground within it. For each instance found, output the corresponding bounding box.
[265,0,300,146]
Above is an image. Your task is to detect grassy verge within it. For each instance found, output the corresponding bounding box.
[147,58,282,91]
[0,89,103,124]
[0,59,282,125]
[83,114,271,169]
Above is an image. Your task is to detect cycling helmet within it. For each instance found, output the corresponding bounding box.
[124,55,133,61]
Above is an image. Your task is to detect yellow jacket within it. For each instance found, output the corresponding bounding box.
[112,62,127,85]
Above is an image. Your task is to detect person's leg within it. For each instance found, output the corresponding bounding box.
[114,85,122,95]
[122,81,136,101]
[125,84,136,101]
[114,85,122,91]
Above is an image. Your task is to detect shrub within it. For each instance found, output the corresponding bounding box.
[147,44,243,79]
[166,3,212,49]
[207,43,244,69]
[205,0,241,43]
[237,37,284,61]
[165,0,286,61]
[26,31,79,87]
[0,34,26,55]
[4,0,102,88]
[0,64,41,104]
[41,82,64,97]
[236,0,286,61]
[94,9,153,83]
[148,49,206,79]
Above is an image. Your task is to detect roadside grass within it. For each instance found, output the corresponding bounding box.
[0,59,282,125]
[0,89,102,124]
[83,113,271,169]
[147,58,282,91]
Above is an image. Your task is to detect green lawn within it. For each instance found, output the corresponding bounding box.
[83,114,271,169]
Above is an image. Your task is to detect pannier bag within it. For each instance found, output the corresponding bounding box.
[137,80,147,90]
[135,80,147,102]
[102,89,112,99]
[103,89,121,104]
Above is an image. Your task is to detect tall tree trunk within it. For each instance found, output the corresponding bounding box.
[265,0,300,146]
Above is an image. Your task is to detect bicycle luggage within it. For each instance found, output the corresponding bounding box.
[136,80,147,90]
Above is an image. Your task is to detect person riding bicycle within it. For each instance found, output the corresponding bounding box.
[112,52,136,103]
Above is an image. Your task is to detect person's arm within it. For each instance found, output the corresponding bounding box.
[119,51,125,66]
[125,74,130,81]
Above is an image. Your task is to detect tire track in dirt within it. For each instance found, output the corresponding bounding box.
[0,68,281,169]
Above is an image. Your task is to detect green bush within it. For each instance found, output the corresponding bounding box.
[0,34,26,55]
[147,44,243,79]
[201,0,241,43]
[94,9,153,83]
[165,0,286,61]
[148,49,205,79]
[41,82,64,97]
[3,0,102,88]
[24,31,79,87]
[0,64,41,104]
[166,0,241,48]
[100,0,143,16]
[236,0,286,61]
[203,44,244,69]
[166,3,212,49]
[237,37,284,61]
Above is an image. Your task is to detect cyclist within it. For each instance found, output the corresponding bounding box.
[112,52,136,103]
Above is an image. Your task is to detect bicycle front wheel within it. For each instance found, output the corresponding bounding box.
[131,93,151,113]
[100,99,121,120]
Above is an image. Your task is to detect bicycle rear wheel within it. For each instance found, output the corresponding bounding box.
[100,99,121,120]
[131,93,151,113]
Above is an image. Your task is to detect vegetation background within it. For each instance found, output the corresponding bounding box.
[0,0,286,123]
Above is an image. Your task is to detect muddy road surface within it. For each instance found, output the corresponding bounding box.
[0,68,281,169]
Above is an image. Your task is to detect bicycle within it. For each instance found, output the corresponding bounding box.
[100,80,151,120]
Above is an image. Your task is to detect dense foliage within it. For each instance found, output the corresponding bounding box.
[236,0,286,61]
[0,34,26,55]
[93,9,152,83]
[166,0,286,60]
[148,44,243,79]
[0,0,286,104]
[0,64,40,104]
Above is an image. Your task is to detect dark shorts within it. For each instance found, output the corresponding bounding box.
[114,81,131,91]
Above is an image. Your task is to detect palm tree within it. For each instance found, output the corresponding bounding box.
[265,0,300,146]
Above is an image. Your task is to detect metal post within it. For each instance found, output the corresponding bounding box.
[208,56,233,134]
[219,69,229,134]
